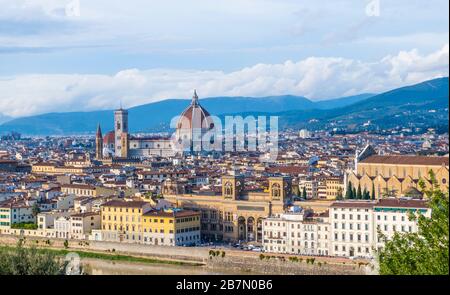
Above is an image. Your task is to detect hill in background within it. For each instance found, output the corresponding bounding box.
[0,77,448,136]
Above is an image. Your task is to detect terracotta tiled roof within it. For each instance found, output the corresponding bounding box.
[330,201,376,208]
[375,199,428,209]
[266,166,308,175]
[177,94,213,129]
[62,184,96,189]
[102,200,148,208]
[360,155,449,166]
[103,131,115,145]
[143,209,200,218]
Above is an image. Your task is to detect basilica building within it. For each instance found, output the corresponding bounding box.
[346,145,449,199]
[96,91,214,159]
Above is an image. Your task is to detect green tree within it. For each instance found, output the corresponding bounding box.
[382,188,398,198]
[0,240,68,275]
[31,203,41,218]
[371,183,376,200]
[352,187,357,200]
[363,189,370,200]
[377,171,449,275]
[302,187,307,199]
[356,184,362,199]
[345,182,353,199]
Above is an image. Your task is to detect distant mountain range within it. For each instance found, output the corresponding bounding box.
[0,77,448,135]
[0,93,373,135]
[258,77,449,131]
[0,114,11,125]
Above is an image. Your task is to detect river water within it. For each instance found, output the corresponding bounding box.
[81,258,257,275]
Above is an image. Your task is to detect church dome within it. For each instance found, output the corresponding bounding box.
[174,90,215,152]
[177,90,214,130]
[103,131,115,147]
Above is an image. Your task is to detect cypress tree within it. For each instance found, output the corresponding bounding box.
[357,184,362,199]
[371,183,376,200]
[302,186,307,199]
[352,187,357,199]
[345,182,352,199]
[363,189,370,200]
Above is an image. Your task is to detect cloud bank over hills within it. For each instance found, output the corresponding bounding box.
[0,43,447,118]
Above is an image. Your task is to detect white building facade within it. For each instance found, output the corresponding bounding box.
[262,209,331,256]
[263,199,430,259]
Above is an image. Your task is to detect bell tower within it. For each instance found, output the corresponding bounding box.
[269,176,292,202]
[95,124,103,160]
[114,107,129,158]
[222,175,244,200]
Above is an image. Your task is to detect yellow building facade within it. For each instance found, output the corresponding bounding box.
[99,200,200,245]
[100,200,150,243]
[32,163,87,175]
[142,209,200,246]
[325,177,345,200]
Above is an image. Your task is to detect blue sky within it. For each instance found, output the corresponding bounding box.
[0,0,448,117]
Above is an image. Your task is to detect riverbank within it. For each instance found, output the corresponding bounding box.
[0,244,203,267]
[0,234,372,275]
[81,258,260,275]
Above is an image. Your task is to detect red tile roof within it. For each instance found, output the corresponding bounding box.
[102,200,148,208]
[375,199,428,209]
[330,201,376,208]
[360,155,449,166]
[143,210,200,218]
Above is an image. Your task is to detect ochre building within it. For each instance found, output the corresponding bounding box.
[347,146,449,199]
[163,175,292,243]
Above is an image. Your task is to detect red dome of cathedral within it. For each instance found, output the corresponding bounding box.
[177,90,214,130]
[103,131,115,147]
[174,90,215,152]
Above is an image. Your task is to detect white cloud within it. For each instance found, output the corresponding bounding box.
[0,43,448,118]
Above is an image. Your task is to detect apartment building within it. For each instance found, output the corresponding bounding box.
[330,201,375,258]
[100,200,151,243]
[54,216,71,239]
[37,211,71,230]
[373,199,430,251]
[70,212,101,240]
[0,198,35,229]
[329,199,430,258]
[61,184,97,197]
[298,179,317,199]
[142,209,201,246]
[262,198,429,259]
[262,208,331,256]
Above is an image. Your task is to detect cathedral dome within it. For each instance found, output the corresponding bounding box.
[174,90,215,152]
[103,131,115,147]
[177,90,214,130]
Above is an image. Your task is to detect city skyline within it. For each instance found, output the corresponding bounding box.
[0,0,448,278]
